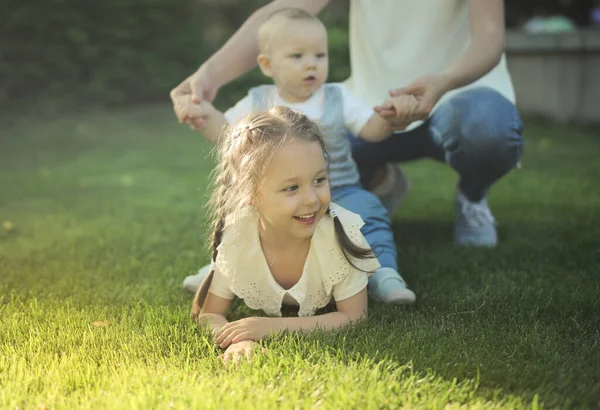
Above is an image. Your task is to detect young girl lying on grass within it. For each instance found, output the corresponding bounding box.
[191,106,380,361]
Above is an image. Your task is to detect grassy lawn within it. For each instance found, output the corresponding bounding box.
[1,105,599,409]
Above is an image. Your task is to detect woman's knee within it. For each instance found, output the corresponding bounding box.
[450,87,524,163]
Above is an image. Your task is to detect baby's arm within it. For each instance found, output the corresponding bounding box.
[173,94,227,143]
[214,288,368,348]
[357,95,418,142]
[201,104,228,143]
[358,113,393,142]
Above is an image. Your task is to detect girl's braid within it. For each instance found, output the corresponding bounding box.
[190,162,231,321]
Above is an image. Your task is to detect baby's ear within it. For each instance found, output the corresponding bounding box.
[257,54,273,78]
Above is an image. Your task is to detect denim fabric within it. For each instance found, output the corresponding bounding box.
[350,87,524,202]
[331,184,397,271]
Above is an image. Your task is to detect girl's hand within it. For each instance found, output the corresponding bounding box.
[215,317,276,349]
[219,340,262,363]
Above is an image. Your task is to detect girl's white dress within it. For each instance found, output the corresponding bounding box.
[208,202,381,317]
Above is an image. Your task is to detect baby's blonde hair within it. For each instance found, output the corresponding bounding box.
[258,8,324,53]
[191,106,375,320]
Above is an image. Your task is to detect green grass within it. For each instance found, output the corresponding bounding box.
[1,105,599,409]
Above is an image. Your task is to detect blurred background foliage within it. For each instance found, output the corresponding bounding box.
[0,0,594,113]
[0,0,350,113]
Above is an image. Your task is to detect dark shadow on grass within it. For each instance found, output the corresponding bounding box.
[243,216,600,408]
[391,219,452,249]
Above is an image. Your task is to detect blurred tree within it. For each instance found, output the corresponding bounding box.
[18,1,595,111]
[0,0,351,112]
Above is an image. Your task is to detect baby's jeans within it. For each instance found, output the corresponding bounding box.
[331,184,397,271]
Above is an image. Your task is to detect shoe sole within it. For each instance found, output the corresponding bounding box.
[369,288,417,305]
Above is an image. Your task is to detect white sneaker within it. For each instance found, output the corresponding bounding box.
[454,190,497,247]
[182,263,212,293]
[371,164,412,215]
[368,267,416,305]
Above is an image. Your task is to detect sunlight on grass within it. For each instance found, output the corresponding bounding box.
[1,299,540,409]
[1,106,599,409]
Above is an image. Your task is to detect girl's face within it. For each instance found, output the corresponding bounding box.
[255,137,330,243]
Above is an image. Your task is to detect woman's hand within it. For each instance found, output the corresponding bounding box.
[219,340,262,363]
[170,65,220,128]
[374,74,451,130]
[171,94,214,132]
[215,317,276,349]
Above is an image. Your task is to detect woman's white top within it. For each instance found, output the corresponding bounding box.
[208,202,381,317]
[345,0,516,128]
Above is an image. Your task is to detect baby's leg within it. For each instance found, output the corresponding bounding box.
[331,185,397,270]
[331,185,415,304]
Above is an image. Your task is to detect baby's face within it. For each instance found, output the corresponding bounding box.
[266,20,329,103]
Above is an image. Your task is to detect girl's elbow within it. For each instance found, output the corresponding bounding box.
[194,312,210,324]
[346,309,368,323]
[196,312,223,325]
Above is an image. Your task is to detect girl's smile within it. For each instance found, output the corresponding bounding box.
[294,212,317,225]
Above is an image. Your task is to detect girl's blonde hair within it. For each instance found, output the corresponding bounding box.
[191,106,374,320]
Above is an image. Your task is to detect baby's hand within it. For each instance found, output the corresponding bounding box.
[375,94,420,131]
[219,340,262,363]
[384,94,419,122]
[172,94,213,131]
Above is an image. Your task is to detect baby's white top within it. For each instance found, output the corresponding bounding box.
[209,202,381,317]
[223,83,373,136]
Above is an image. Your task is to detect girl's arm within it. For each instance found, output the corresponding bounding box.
[196,292,233,335]
[198,292,264,361]
[279,288,368,332]
[214,288,368,349]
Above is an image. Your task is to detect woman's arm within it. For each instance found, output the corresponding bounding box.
[377,0,506,127]
[171,0,331,110]
[204,0,330,89]
[439,0,505,93]
[214,288,368,349]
